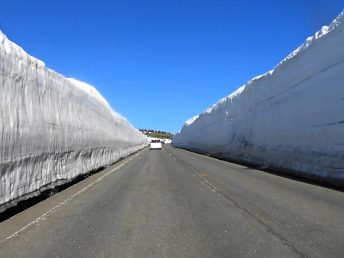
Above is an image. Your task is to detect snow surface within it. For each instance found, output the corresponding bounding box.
[0,32,148,212]
[173,10,344,186]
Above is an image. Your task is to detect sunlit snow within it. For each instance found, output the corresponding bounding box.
[173,10,344,185]
[0,32,148,212]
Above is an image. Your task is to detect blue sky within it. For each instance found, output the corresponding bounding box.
[0,1,343,133]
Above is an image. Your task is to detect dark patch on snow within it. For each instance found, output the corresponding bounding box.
[314,120,344,127]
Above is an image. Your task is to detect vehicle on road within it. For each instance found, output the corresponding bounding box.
[150,139,162,150]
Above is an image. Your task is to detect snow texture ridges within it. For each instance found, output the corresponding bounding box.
[173,10,344,186]
[0,32,148,212]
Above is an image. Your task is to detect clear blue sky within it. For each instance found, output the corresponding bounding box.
[0,1,343,133]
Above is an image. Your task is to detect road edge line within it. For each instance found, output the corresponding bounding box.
[0,150,143,243]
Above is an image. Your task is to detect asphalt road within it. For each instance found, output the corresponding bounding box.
[0,145,343,257]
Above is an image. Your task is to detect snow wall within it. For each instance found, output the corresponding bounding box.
[0,32,149,212]
[173,11,344,186]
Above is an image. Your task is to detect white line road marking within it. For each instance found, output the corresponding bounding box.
[1,152,141,243]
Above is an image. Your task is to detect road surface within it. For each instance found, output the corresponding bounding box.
[0,145,343,257]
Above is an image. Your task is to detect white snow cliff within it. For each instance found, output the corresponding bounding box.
[173,10,344,186]
[0,32,148,212]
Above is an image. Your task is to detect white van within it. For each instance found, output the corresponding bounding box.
[150,140,162,150]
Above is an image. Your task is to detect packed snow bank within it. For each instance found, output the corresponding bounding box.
[173,11,344,186]
[0,32,148,212]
